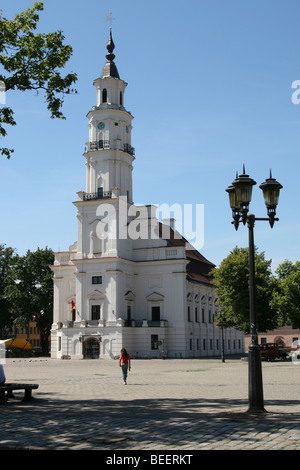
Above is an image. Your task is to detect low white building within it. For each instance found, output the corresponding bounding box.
[50,31,244,360]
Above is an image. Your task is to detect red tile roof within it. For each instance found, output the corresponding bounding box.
[159,223,215,286]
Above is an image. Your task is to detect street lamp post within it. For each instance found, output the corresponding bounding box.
[217,312,226,363]
[226,166,282,413]
[221,322,225,363]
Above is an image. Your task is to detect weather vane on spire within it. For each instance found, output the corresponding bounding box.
[104,11,115,30]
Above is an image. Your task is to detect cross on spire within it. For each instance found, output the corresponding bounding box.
[104,11,115,30]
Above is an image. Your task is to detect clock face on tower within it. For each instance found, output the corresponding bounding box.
[98,122,105,130]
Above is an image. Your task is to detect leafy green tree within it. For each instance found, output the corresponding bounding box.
[0,244,15,335]
[211,246,278,333]
[5,247,54,354]
[271,260,300,328]
[0,2,77,158]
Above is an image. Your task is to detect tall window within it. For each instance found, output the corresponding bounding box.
[120,91,123,105]
[102,88,107,103]
[152,306,160,322]
[151,335,159,350]
[127,305,131,322]
[92,305,100,320]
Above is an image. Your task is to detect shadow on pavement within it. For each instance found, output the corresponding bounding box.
[1,395,300,449]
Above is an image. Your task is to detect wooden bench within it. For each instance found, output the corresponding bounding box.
[0,383,39,404]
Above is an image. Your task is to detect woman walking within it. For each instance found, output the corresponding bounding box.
[119,348,131,384]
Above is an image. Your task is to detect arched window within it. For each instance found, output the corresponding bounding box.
[120,91,123,106]
[102,88,107,103]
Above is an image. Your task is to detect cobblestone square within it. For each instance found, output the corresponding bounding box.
[1,356,300,451]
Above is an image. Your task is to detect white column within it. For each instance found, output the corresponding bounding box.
[75,272,87,321]
[52,277,63,324]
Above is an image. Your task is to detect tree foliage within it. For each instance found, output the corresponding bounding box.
[0,244,15,334]
[271,260,300,329]
[4,247,54,354]
[211,246,278,333]
[0,2,77,158]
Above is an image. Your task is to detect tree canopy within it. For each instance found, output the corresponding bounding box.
[0,244,15,335]
[211,246,278,333]
[4,247,54,354]
[271,260,300,329]
[0,1,77,158]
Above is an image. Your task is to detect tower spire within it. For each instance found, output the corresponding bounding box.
[105,30,116,62]
[101,14,120,79]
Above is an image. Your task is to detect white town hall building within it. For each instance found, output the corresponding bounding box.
[50,31,244,360]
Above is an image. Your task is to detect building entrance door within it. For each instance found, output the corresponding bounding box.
[83,338,100,359]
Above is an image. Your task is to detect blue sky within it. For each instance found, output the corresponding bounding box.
[0,0,299,271]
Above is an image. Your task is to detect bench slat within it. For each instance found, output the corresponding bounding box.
[0,383,38,389]
[0,383,39,404]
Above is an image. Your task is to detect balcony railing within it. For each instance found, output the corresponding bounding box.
[83,191,112,201]
[54,252,73,265]
[123,143,135,156]
[86,140,135,156]
[88,140,110,151]
[123,319,168,327]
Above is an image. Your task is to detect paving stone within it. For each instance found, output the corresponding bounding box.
[1,357,300,451]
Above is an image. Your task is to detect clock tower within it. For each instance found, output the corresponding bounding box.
[73,29,135,265]
[50,27,244,361]
[84,29,134,202]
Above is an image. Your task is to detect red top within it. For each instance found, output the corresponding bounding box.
[120,353,130,364]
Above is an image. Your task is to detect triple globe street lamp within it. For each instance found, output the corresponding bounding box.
[226,165,283,413]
